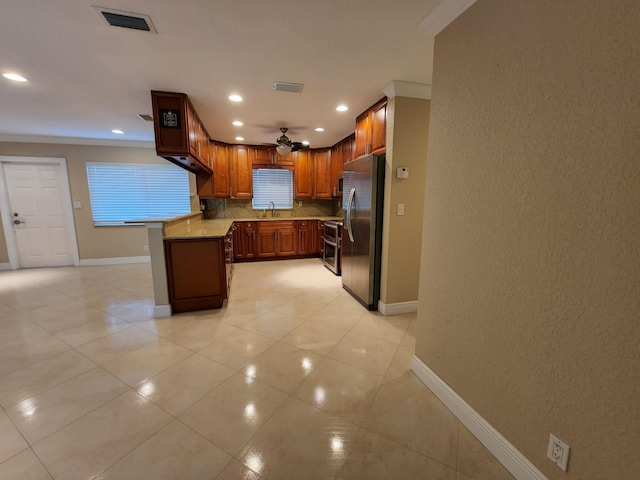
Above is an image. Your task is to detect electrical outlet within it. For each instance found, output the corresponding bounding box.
[397,203,405,216]
[547,434,570,472]
[143,245,149,252]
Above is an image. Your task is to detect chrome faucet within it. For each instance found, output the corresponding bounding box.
[268,201,275,217]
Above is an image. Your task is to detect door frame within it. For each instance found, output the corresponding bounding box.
[0,156,80,270]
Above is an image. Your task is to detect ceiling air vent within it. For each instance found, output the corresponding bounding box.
[273,81,304,93]
[93,6,157,33]
[136,113,154,122]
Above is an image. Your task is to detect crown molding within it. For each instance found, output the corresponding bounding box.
[0,134,154,148]
[383,81,432,100]
[419,0,477,36]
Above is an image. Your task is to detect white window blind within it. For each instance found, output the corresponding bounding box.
[86,162,190,226]
[251,168,293,210]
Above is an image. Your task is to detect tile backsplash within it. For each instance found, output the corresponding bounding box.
[202,198,342,219]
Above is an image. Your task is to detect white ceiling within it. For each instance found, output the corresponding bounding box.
[0,0,437,148]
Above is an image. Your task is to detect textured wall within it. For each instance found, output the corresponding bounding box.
[203,198,339,219]
[416,0,640,479]
[380,96,430,305]
[0,142,174,260]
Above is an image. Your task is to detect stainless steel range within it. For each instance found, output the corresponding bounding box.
[322,220,341,275]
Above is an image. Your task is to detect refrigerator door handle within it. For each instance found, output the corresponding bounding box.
[346,187,355,243]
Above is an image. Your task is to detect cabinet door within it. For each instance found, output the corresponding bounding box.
[317,221,324,255]
[233,223,245,259]
[151,91,189,155]
[330,144,343,198]
[213,143,231,197]
[274,150,295,167]
[277,227,298,256]
[187,103,199,159]
[231,146,253,198]
[355,110,371,158]
[243,222,257,259]
[297,221,313,255]
[313,149,332,199]
[294,150,314,199]
[371,100,387,154]
[252,147,273,166]
[256,224,277,258]
[343,134,355,163]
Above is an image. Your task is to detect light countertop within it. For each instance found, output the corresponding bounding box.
[162,215,342,239]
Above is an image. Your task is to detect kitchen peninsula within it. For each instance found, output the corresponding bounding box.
[145,212,341,317]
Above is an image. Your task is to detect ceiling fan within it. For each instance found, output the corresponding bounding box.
[275,127,308,156]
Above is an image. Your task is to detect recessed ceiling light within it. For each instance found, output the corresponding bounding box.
[315,127,325,132]
[3,73,27,82]
[229,94,243,102]
[112,129,124,134]
[336,105,348,112]
[235,136,244,141]
[302,141,310,146]
[232,121,243,126]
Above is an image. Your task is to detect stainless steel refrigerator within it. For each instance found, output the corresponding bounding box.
[342,153,385,309]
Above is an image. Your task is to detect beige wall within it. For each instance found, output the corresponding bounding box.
[0,142,194,261]
[380,96,430,305]
[416,1,640,479]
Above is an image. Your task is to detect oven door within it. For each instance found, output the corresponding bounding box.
[323,236,340,274]
[323,222,339,243]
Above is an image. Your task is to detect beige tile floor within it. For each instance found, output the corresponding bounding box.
[0,259,515,480]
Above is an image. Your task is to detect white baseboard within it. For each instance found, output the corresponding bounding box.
[153,305,172,318]
[411,356,548,480]
[0,263,10,271]
[377,300,418,316]
[79,256,151,266]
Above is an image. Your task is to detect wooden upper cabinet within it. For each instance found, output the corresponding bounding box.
[230,145,253,198]
[330,133,354,198]
[274,151,295,167]
[252,146,273,166]
[354,110,371,159]
[313,149,332,199]
[354,98,387,158]
[343,134,355,163]
[251,147,296,167]
[293,150,314,199]
[330,144,343,198]
[370,99,387,154]
[151,91,212,174]
[213,143,231,197]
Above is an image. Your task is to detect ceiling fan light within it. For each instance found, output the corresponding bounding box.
[276,144,292,156]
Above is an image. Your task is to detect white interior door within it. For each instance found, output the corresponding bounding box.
[3,162,76,268]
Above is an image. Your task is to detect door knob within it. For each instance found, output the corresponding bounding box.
[13,219,25,225]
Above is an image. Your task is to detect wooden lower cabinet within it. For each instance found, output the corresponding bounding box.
[297,220,315,255]
[164,232,233,313]
[233,222,257,260]
[233,220,328,261]
[256,221,297,258]
[317,221,324,255]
